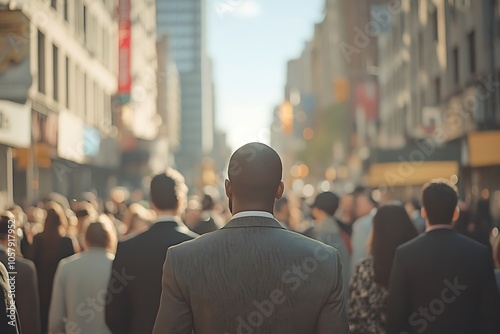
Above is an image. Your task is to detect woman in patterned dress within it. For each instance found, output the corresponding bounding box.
[348,204,418,333]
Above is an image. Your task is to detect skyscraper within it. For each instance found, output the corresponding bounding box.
[156,0,213,188]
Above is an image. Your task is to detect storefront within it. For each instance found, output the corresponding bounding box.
[0,100,31,209]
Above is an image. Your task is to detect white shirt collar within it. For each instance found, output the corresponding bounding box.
[154,215,180,224]
[231,211,274,220]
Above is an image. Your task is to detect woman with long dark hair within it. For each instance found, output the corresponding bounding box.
[348,204,418,333]
[28,201,77,333]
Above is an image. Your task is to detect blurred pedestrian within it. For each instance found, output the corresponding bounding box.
[27,201,77,334]
[350,189,377,272]
[307,191,351,295]
[348,205,417,334]
[121,203,154,239]
[105,169,197,334]
[404,198,426,234]
[49,216,117,334]
[191,194,222,235]
[386,181,500,334]
[0,212,40,334]
[338,194,355,236]
[494,235,500,293]
[153,143,349,334]
[0,261,19,334]
[274,196,291,228]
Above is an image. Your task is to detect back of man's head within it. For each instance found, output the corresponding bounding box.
[150,168,187,213]
[422,181,458,225]
[312,192,340,216]
[227,142,283,205]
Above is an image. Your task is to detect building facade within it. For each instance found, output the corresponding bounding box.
[0,0,118,206]
[156,0,214,189]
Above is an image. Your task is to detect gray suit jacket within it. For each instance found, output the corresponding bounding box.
[153,216,349,334]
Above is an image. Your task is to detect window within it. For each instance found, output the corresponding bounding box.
[64,0,69,21]
[52,44,58,101]
[468,30,476,74]
[453,47,459,84]
[435,77,441,104]
[432,10,438,42]
[65,57,70,109]
[83,5,87,44]
[38,30,45,94]
[419,32,424,67]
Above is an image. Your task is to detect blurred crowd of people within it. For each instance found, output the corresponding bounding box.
[0,164,499,333]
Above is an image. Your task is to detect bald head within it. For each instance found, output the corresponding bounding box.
[226,143,283,212]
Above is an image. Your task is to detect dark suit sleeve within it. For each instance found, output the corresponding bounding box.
[152,248,193,334]
[478,250,500,333]
[385,249,411,334]
[315,249,349,334]
[105,243,131,334]
[19,261,41,334]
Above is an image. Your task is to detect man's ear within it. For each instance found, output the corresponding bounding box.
[225,179,232,199]
[421,207,427,219]
[275,181,285,200]
[452,207,460,223]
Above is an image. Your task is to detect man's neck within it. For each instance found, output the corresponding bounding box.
[154,210,178,220]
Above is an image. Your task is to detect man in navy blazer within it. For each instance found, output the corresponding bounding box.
[386,181,500,334]
[105,169,197,334]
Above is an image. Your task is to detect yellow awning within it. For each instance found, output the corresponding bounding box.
[365,161,459,188]
[468,131,500,167]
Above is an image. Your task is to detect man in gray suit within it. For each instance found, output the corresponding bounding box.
[153,142,349,334]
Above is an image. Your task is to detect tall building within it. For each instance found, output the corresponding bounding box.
[367,0,500,202]
[156,0,214,189]
[0,0,118,205]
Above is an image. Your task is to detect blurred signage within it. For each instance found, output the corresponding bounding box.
[280,101,294,135]
[84,126,101,157]
[355,80,379,120]
[0,100,30,147]
[58,111,84,163]
[333,78,350,103]
[443,87,477,141]
[0,10,31,103]
[118,0,131,95]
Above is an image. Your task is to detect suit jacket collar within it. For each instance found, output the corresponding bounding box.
[222,216,286,230]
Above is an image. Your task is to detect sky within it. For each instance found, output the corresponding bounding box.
[207,0,324,150]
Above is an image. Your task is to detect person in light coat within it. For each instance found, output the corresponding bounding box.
[48,216,117,334]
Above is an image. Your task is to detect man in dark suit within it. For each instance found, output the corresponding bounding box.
[386,181,500,334]
[0,212,40,334]
[153,142,348,334]
[105,169,197,334]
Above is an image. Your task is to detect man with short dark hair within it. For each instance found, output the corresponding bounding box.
[153,142,348,334]
[105,169,197,334]
[386,181,500,334]
[350,190,377,271]
[306,192,351,295]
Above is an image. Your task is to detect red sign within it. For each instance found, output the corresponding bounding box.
[118,0,131,94]
[355,80,379,120]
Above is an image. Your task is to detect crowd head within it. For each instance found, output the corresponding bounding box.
[422,181,459,226]
[226,142,284,213]
[149,168,188,215]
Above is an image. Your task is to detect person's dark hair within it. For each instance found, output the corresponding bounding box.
[202,194,215,211]
[371,204,418,288]
[274,197,288,213]
[422,181,458,225]
[311,192,340,216]
[228,142,282,202]
[85,215,117,253]
[44,201,68,233]
[150,168,187,211]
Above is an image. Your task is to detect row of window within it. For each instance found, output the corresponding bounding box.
[37,30,112,131]
[49,0,116,71]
